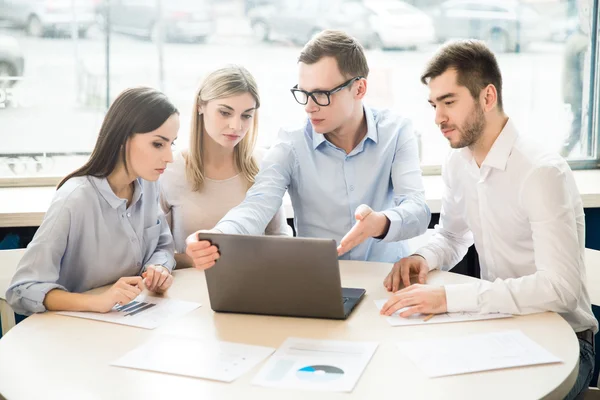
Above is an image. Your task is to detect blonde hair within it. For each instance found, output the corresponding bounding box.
[186,65,260,191]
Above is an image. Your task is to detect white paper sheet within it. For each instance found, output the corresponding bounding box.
[374,299,511,326]
[252,337,378,392]
[112,335,275,382]
[396,330,562,377]
[57,294,201,329]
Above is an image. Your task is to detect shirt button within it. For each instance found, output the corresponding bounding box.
[131,238,135,243]
[349,185,355,191]
[127,213,131,218]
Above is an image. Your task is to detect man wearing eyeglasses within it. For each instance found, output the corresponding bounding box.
[185,29,431,269]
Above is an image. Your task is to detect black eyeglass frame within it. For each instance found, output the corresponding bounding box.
[290,76,364,106]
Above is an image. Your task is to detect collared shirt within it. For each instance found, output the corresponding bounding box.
[416,119,598,334]
[6,176,175,316]
[215,106,431,262]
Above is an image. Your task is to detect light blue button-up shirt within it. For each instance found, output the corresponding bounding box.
[6,176,175,316]
[215,106,431,262]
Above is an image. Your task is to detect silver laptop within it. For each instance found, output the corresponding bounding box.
[197,232,366,320]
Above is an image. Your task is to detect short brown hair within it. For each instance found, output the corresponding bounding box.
[421,40,503,110]
[298,29,369,79]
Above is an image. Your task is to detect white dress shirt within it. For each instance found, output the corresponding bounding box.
[416,119,598,334]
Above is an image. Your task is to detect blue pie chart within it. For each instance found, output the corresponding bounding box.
[296,365,345,382]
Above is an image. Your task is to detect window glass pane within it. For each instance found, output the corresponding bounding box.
[0,0,597,180]
[0,0,104,177]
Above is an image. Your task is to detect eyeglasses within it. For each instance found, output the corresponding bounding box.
[290,76,364,107]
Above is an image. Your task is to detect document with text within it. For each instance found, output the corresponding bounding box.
[57,294,200,329]
[253,337,378,392]
[112,335,275,382]
[374,299,511,326]
[396,330,562,377]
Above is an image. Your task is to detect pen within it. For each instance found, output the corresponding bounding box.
[422,314,435,322]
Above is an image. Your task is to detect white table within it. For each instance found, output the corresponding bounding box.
[0,257,580,400]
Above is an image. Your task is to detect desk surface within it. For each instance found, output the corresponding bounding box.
[0,256,579,400]
[1,169,600,227]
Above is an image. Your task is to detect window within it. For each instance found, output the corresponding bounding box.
[0,0,598,182]
[282,0,302,12]
[343,2,368,16]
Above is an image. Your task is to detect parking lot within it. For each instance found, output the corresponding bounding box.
[0,0,590,176]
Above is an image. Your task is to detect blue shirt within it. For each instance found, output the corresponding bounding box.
[215,106,431,262]
[6,176,175,316]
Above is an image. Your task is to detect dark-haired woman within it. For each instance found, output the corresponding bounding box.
[7,87,179,316]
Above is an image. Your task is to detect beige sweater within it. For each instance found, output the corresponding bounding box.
[159,150,290,253]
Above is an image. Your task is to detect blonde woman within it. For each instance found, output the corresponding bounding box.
[160,65,290,268]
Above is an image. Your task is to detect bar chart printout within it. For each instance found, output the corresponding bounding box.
[56,294,201,329]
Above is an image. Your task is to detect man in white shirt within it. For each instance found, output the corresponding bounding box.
[380,40,597,399]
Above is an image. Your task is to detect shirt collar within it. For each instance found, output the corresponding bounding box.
[364,105,379,144]
[459,146,473,161]
[89,176,143,209]
[458,118,518,171]
[481,118,518,171]
[310,123,327,150]
[310,104,378,151]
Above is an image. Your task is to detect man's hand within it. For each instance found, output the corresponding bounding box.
[185,230,220,270]
[383,255,430,292]
[337,204,390,256]
[380,284,447,318]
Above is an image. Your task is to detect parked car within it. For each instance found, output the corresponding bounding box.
[365,0,435,50]
[99,0,215,43]
[249,0,380,48]
[0,35,24,90]
[430,0,551,53]
[244,0,275,16]
[0,0,97,38]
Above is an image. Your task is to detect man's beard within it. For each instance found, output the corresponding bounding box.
[443,104,486,149]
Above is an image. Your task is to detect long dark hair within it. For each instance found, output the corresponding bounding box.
[58,87,179,189]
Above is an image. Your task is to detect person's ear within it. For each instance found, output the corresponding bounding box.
[482,84,498,112]
[355,79,368,100]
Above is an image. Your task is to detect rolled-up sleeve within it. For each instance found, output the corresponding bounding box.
[6,199,71,316]
[381,120,431,242]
